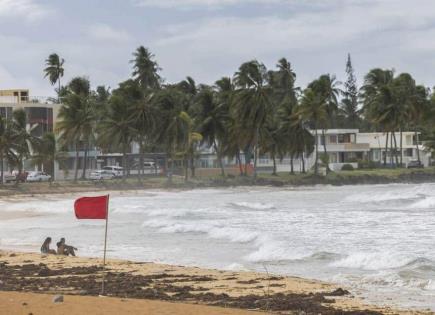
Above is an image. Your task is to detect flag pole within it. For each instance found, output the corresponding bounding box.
[101,194,109,295]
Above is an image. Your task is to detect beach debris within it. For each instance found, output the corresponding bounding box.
[0,262,381,315]
[52,294,64,303]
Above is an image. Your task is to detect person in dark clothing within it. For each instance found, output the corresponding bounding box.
[56,237,77,256]
[40,237,56,254]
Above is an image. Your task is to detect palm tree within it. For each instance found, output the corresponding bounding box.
[44,53,65,102]
[268,58,298,174]
[153,88,191,182]
[307,75,341,173]
[178,111,202,181]
[298,88,328,175]
[195,87,227,176]
[0,116,19,184]
[56,77,95,181]
[361,69,396,166]
[233,60,271,178]
[11,109,37,179]
[131,46,161,90]
[32,132,68,181]
[98,94,137,180]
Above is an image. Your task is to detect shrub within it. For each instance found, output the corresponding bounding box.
[341,164,354,171]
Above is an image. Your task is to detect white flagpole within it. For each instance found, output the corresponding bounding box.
[101,194,109,295]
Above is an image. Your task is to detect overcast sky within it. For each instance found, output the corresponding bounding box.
[1,0,435,96]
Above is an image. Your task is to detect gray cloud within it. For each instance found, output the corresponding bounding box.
[0,0,53,21]
[1,0,435,97]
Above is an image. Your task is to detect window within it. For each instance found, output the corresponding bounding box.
[405,148,413,157]
[372,149,380,161]
[338,134,351,143]
[329,135,337,143]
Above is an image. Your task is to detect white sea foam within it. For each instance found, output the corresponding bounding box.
[142,218,259,243]
[408,196,435,209]
[331,252,413,270]
[230,201,275,210]
[2,185,435,309]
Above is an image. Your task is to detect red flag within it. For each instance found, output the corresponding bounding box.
[74,195,109,219]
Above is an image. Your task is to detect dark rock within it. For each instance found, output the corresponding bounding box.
[52,295,64,303]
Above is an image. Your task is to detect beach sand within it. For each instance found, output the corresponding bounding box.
[1,250,428,315]
[0,291,258,315]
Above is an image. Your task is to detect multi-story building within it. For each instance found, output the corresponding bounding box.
[0,89,61,177]
[197,129,431,174]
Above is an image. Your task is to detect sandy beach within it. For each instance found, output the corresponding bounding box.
[0,250,428,315]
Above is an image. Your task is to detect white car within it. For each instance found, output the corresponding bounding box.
[89,170,115,180]
[102,166,124,177]
[143,161,161,174]
[26,171,51,182]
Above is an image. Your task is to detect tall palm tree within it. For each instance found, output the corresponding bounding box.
[153,88,191,182]
[98,94,137,180]
[307,75,341,173]
[11,109,37,179]
[44,53,65,102]
[0,116,19,184]
[233,60,271,178]
[56,77,95,181]
[131,46,161,90]
[269,58,298,174]
[195,87,227,176]
[361,69,396,166]
[298,88,328,175]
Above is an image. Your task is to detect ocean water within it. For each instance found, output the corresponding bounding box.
[1,184,435,310]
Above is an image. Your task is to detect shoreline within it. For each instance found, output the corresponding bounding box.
[0,168,435,197]
[0,250,431,315]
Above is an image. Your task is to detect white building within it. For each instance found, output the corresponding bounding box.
[196,129,432,174]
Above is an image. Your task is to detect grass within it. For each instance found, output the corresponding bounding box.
[1,167,434,197]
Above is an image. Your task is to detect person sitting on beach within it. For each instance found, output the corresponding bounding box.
[40,237,56,255]
[56,237,77,256]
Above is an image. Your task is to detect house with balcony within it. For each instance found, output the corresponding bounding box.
[312,129,370,171]
[357,132,431,167]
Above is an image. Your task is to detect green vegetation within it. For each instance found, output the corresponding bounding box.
[3,48,435,185]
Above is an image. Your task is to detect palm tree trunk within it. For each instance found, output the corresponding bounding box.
[213,141,225,177]
[314,127,319,175]
[122,144,127,181]
[0,150,3,185]
[81,143,88,179]
[415,130,421,163]
[302,152,306,173]
[271,152,277,176]
[165,153,171,183]
[390,131,394,167]
[290,153,294,174]
[74,143,79,181]
[322,129,330,173]
[190,146,195,178]
[384,132,389,167]
[139,141,145,181]
[400,128,403,167]
[236,151,243,176]
[58,78,61,103]
[253,128,259,178]
[184,156,189,182]
[392,132,399,167]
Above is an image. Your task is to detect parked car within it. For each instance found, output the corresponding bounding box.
[26,171,51,182]
[102,166,124,177]
[143,161,161,174]
[89,170,115,180]
[407,160,423,169]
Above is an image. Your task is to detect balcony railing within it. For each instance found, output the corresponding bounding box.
[0,96,60,104]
